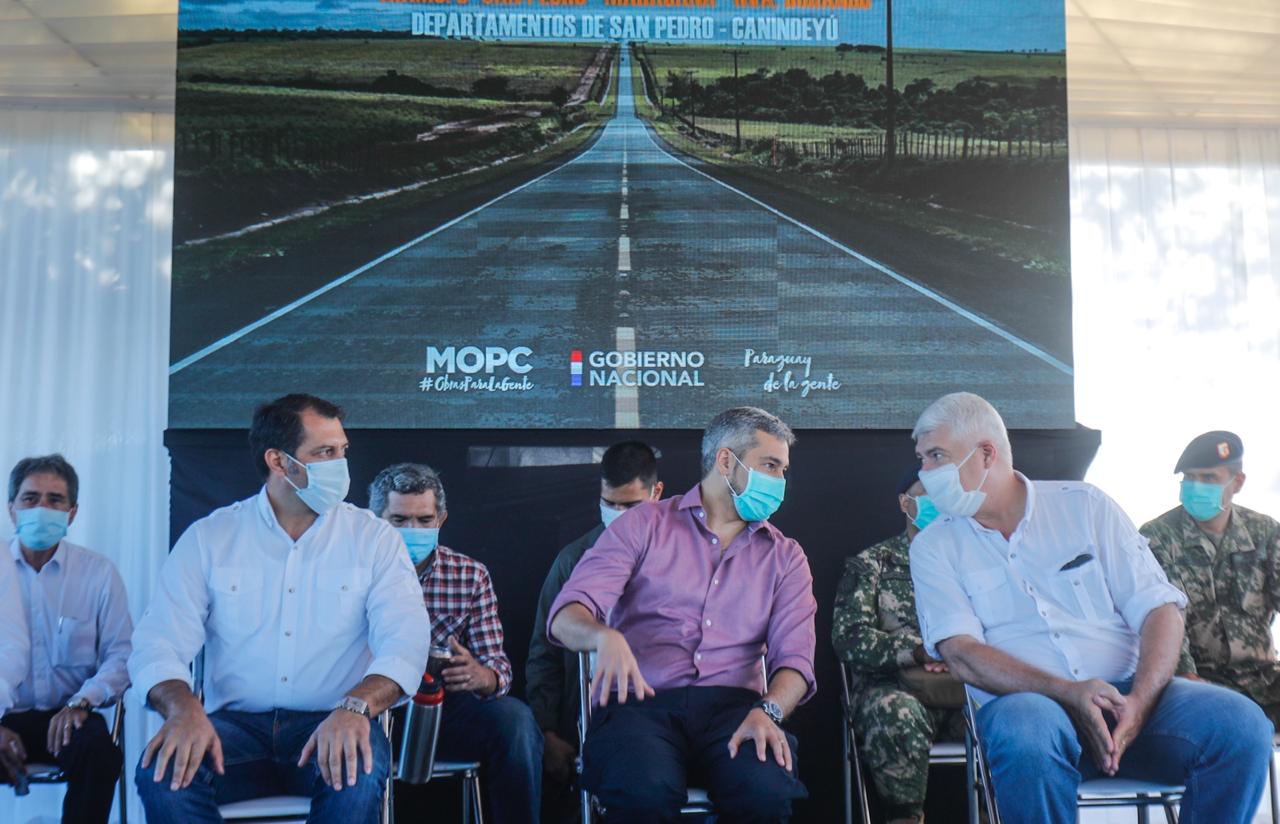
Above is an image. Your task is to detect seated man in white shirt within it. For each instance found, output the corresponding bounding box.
[908,392,1273,824]
[129,394,430,824]
[1,455,132,824]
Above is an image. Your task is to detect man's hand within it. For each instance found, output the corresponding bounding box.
[727,708,792,772]
[298,709,373,791]
[912,644,949,673]
[543,731,577,784]
[1058,679,1125,775]
[441,636,497,696]
[1108,689,1158,774]
[141,705,224,790]
[593,628,654,706]
[46,707,89,757]
[0,725,26,783]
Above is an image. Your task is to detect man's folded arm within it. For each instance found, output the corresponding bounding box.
[364,527,432,699]
[128,526,211,707]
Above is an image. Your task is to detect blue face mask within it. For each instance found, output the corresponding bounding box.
[724,452,786,522]
[283,453,350,515]
[600,502,625,529]
[15,507,70,551]
[398,527,439,565]
[910,495,939,530]
[1181,479,1226,522]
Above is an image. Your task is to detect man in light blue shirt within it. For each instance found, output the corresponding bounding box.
[3,454,131,824]
[909,392,1273,824]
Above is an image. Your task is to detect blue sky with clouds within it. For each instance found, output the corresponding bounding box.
[180,0,1065,51]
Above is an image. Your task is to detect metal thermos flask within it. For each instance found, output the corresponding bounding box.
[396,672,444,784]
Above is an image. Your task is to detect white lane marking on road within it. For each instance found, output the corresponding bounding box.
[617,235,632,271]
[171,115,617,373]
[635,125,1073,377]
[620,204,629,220]
[614,326,640,428]
[621,185,628,197]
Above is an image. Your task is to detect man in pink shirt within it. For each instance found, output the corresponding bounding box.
[549,407,817,823]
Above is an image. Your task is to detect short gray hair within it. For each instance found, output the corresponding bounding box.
[9,454,79,506]
[700,407,796,476]
[368,463,447,517]
[912,392,1012,461]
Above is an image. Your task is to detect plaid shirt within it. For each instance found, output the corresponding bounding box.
[418,546,512,697]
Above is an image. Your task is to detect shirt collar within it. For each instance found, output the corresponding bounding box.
[256,484,330,533]
[678,484,774,537]
[8,534,69,568]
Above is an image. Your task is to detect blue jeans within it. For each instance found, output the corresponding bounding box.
[136,709,390,824]
[435,692,543,824]
[976,677,1274,824]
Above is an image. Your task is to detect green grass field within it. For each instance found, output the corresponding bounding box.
[177,38,602,97]
[636,43,1064,90]
[176,82,518,143]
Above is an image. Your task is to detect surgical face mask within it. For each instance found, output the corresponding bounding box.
[283,452,350,515]
[600,502,626,529]
[398,527,439,565]
[910,495,939,531]
[918,447,990,518]
[15,506,69,551]
[724,452,786,522]
[1181,479,1226,522]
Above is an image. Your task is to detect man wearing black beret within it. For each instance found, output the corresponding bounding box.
[1141,431,1280,724]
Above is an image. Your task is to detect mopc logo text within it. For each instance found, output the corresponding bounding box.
[425,346,533,375]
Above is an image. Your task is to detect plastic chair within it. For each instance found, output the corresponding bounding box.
[576,650,759,823]
[962,685,1183,824]
[20,698,129,824]
[838,661,977,824]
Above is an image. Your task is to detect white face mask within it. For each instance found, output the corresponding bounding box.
[918,447,990,518]
[283,452,350,515]
[600,502,625,528]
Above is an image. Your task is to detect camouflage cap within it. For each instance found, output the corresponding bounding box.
[1175,430,1243,473]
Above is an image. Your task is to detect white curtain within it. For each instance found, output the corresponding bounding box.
[1070,126,1280,528]
[0,107,173,824]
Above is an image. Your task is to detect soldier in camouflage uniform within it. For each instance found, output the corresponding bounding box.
[1141,430,1280,726]
[833,472,963,824]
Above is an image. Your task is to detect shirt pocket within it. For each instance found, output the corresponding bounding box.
[56,607,98,667]
[317,568,372,633]
[209,567,265,636]
[1227,549,1266,614]
[1052,550,1113,622]
[960,567,1015,627]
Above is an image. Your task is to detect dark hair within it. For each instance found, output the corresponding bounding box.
[700,407,795,476]
[9,454,79,506]
[368,463,446,517]
[248,394,345,479]
[601,441,659,489]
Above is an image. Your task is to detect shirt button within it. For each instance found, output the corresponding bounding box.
[705,619,712,626]
[713,579,720,585]
[281,676,288,682]
[288,587,295,593]
[231,585,238,592]
[1073,581,1081,587]
[1073,668,1080,675]
[696,653,702,660]
[711,538,718,545]
[341,585,348,592]
[1054,633,1061,639]
[1040,611,1047,617]
[1010,554,1016,559]
[285,630,293,637]
[699,510,705,518]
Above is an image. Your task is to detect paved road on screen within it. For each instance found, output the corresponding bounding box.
[170,47,1072,429]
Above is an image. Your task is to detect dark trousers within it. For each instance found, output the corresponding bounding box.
[2,708,122,824]
[582,686,807,824]
[435,692,543,824]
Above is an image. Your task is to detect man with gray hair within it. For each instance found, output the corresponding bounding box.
[368,462,541,824]
[908,391,1273,823]
[3,454,131,824]
[548,407,816,823]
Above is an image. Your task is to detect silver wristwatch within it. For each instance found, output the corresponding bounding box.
[753,699,784,725]
[65,697,91,711]
[335,695,370,718]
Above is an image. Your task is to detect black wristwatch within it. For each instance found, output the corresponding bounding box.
[753,699,784,725]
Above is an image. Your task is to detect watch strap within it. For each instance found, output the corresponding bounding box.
[753,699,784,725]
[336,695,371,718]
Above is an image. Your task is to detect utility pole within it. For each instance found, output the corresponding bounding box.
[727,48,743,151]
[884,0,896,164]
